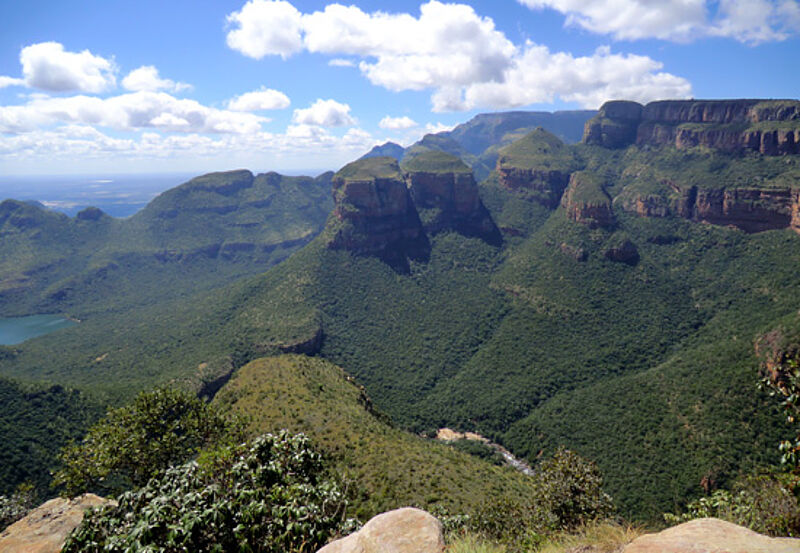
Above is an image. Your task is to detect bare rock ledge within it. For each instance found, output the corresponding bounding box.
[623,518,800,553]
[0,493,112,553]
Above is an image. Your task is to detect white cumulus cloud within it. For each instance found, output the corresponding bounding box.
[328,58,356,67]
[292,99,355,127]
[424,121,456,134]
[433,44,692,112]
[0,76,25,88]
[379,115,418,130]
[226,0,692,111]
[710,0,800,42]
[226,87,291,111]
[122,66,191,93]
[226,0,304,59]
[518,0,800,43]
[0,91,267,135]
[302,1,516,91]
[18,42,117,93]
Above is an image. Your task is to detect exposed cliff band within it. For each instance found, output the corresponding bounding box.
[403,151,501,243]
[328,157,430,271]
[327,155,502,270]
[496,128,579,207]
[584,99,800,234]
[584,99,800,155]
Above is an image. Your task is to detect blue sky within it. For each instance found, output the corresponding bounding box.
[0,0,798,175]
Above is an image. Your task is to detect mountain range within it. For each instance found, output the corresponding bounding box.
[2,100,800,521]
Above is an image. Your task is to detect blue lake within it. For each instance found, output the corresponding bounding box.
[0,315,77,345]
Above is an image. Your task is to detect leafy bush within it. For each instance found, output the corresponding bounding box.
[0,482,34,531]
[462,448,613,551]
[761,355,800,468]
[534,447,614,530]
[62,431,346,553]
[54,387,244,496]
[664,471,800,537]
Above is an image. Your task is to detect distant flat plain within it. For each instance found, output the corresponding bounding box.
[0,173,195,217]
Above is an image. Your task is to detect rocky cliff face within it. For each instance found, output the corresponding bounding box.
[403,151,501,243]
[496,128,579,207]
[617,182,796,233]
[694,187,793,232]
[560,171,614,228]
[582,100,643,149]
[328,156,429,271]
[497,167,571,208]
[584,99,800,155]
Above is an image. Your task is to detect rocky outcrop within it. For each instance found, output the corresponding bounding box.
[583,99,800,155]
[561,171,614,228]
[582,100,643,148]
[317,508,444,553]
[403,151,501,243]
[694,187,793,232]
[618,182,797,233]
[497,129,579,208]
[498,167,571,208]
[790,189,800,233]
[623,518,800,553]
[328,157,429,271]
[0,494,112,553]
[603,238,639,264]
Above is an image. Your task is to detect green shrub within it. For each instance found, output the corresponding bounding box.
[62,431,346,553]
[463,448,613,551]
[664,471,800,537]
[54,387,244,496]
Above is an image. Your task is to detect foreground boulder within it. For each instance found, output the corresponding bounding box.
[0,494,111,553]
[318,507,444,553]
[623,518,800,553]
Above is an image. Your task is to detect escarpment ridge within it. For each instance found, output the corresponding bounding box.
[491,101,800,235]
[584,99,800,155]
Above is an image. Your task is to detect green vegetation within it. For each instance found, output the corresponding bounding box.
[0,170,333,318]
[62,431,346,553]
[54,387,244,496]
[0,483,34,531]
[562,170,609,206]
[4,111,800,526]
[664,470,800,537]
[334,156,402,181]
[401,150,472,174]
[0,377,101,496]
[496,128,579,171]
[448,439,504,466]
[445,447,613,552]
[212,355,541,520]
[535,522,642,553]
